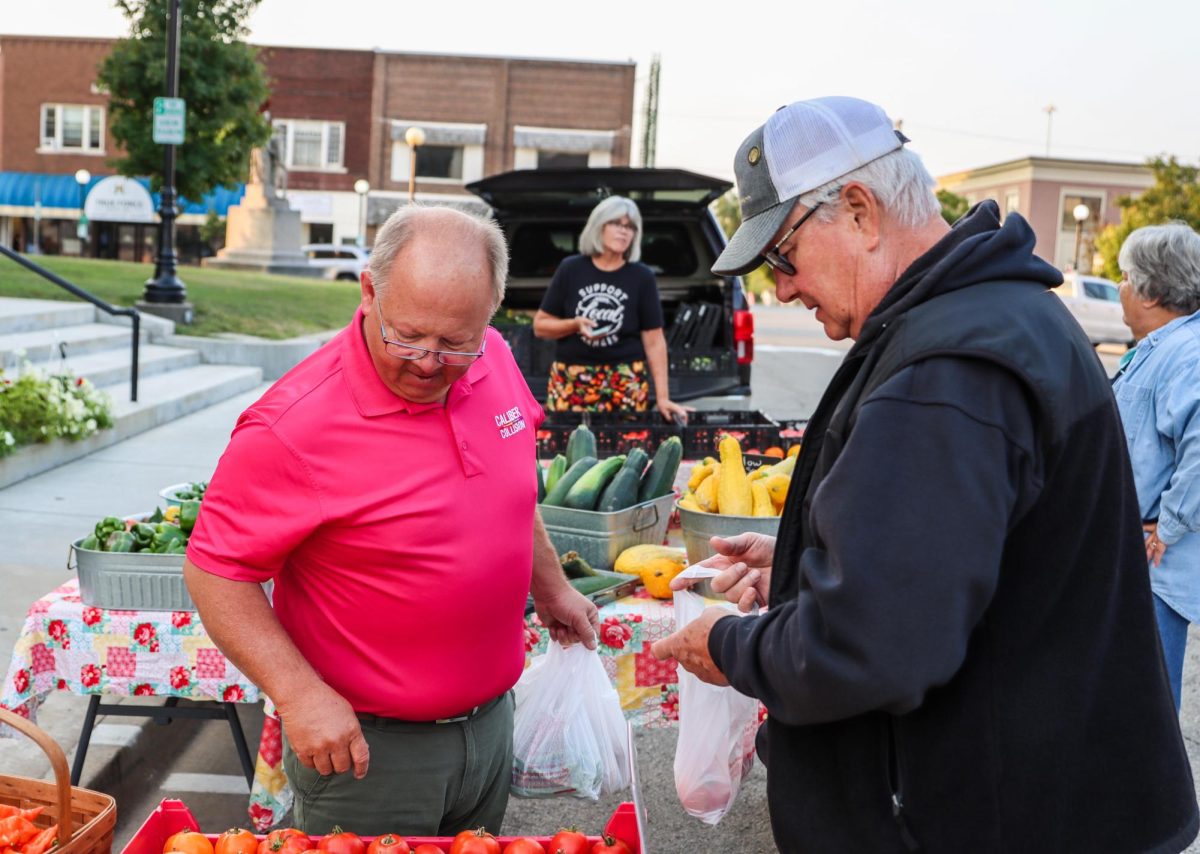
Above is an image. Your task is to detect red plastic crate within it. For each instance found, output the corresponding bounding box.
[122,799,644,854]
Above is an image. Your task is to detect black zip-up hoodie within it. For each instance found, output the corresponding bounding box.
[709,203,1198,853]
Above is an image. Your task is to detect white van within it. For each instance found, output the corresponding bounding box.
[1052,273,1132,347]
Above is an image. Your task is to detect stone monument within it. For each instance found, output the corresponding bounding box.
[203,139,319,277]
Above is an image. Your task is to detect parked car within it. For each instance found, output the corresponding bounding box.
[465,167,754,409]
[302,243,369,281]
[1052,272,1132,347]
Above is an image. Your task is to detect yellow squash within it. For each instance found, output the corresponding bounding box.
[678,492,703,512]
[751,480,775,516]
[764,473,791,509]
[694,464,720,513]
[717,434,753,516]
[687,461,715,491]
[615,544,686,576]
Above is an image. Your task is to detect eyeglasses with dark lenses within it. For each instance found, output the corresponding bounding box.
[376,303,486,366]
[761,203,823,277]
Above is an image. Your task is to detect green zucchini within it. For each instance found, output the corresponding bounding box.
[542,456,598,506]
[544,454,568,495]
[566,424,597,468]
[536,459,546,503]
[597,447,650,513]
[560,550,597,579]
[639,436,684,501]
[563,455,626,510]
[569,576,618,596]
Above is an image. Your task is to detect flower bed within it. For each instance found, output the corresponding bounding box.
[0,358,114,457]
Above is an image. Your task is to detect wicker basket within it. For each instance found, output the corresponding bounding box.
[0,707,116,853]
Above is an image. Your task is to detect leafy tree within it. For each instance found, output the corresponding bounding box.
[98,0,272,203]
[937,189,969,224]
[199,209,225,246]
[1094,157,1200,280]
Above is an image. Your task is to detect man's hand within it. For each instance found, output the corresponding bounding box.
[651,607,731,686]
[671,532,776,612]
[276,682,370,779]
[655,398,692,425]
[534,586,600,649]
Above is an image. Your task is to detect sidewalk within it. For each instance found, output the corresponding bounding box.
[0,382,272,781]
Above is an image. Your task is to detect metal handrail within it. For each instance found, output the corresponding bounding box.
[0,246,140,401]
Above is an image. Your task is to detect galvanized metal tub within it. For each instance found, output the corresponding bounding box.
[540,493,676,570]
[677,502,781,597]
[70,540,193,611]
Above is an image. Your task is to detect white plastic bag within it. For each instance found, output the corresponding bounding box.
[672,564,761,825]
[511,641,631,800]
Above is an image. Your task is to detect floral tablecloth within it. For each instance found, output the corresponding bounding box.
[2,581,682,831]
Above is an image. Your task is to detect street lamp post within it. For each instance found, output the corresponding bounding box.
[354,178,370,248]
[74,169,91,257]
[1073,203,1091,273]
[141,0,190,317]
[404,126,425,204]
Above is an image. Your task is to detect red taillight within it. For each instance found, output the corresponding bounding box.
[734,309,754,364]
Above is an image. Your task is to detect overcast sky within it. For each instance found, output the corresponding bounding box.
[5,0,1199,182]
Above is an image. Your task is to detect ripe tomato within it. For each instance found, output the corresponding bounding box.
[164,830,215,854]
[319,831,367,854]
[366,835,410,854]
[448,828,501,854]
[502,840,545,854]
[589,836,632,854]
[215,829,258,854]
[410,846,443,854]
[546,830,588,854]
[258,829,308,854]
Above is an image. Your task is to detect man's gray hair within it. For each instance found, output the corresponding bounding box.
[578,196,643,262]
[1118,222,1200,315]
[797,147,941,228]
[367,205,508,305]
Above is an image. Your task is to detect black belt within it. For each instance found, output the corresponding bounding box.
[357,692,505,726]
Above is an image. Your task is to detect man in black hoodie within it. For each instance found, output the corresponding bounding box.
[652,97,1198,853]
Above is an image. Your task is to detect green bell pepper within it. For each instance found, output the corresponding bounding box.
[79,534,100,551]
[105,530,136,552]
[151,523,187,554]
[94,516,124,542]
[179,500,200,535]
[130,523,156,551]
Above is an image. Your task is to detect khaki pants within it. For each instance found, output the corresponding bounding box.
[282,692,514,837]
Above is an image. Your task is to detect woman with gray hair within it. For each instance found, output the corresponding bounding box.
[533,195,688,422]
[1112,221,1200,712]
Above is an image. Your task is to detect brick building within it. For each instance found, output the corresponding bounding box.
[0,34,635,258]
[936,157,1154,273]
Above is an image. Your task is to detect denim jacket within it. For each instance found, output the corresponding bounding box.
[1113,310,1200,620]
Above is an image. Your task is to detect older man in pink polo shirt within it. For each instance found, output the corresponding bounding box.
[184,206,598,837]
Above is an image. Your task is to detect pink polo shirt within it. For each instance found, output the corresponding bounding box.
[187,309,544,720]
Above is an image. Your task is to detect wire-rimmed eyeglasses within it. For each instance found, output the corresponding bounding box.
[376,302,486,366]
[761,203,823,277]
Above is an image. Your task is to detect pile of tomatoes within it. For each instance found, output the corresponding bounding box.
[162,826,633,854]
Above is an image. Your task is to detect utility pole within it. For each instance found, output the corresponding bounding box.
[141,0,193,323]
[1043,104,1056,157]
[640,54,660,168]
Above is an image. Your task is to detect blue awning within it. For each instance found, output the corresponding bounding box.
[0,171,244,216]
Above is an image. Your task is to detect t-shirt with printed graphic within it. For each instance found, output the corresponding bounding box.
[540,254,665,364]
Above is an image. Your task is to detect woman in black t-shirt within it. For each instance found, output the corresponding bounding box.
[533,196,688,422]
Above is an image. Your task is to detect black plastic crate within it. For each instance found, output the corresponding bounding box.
[669,348,734,378]
[778,419,808,453]
[536,412,682,459]
[681,409,781,459]
[491,322,535,372]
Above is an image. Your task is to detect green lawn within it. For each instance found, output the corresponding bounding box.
[0,255,361,339]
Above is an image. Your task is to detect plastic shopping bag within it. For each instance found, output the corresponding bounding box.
[673,564,761,825]
[511,640,631,800]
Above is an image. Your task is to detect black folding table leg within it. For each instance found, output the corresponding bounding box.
[224,703,256,786]
[70,694,101,785]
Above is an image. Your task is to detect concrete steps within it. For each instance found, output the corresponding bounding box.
[0,297,263,489]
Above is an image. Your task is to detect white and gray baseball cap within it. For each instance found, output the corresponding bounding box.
[712,96,909,277]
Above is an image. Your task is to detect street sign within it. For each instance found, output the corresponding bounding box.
[152,97,186,145]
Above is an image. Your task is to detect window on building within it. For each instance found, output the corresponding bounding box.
[40,104,104,153]
[416,145,464,180]
[1060,195,1103,230]
[1004,190,1020,218]
[537,151,590,170]
[273,119,346,171]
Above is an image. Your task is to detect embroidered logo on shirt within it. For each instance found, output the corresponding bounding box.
[495,406,527,439]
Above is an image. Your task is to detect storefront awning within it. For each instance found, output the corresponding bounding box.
[0,171,245,217]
